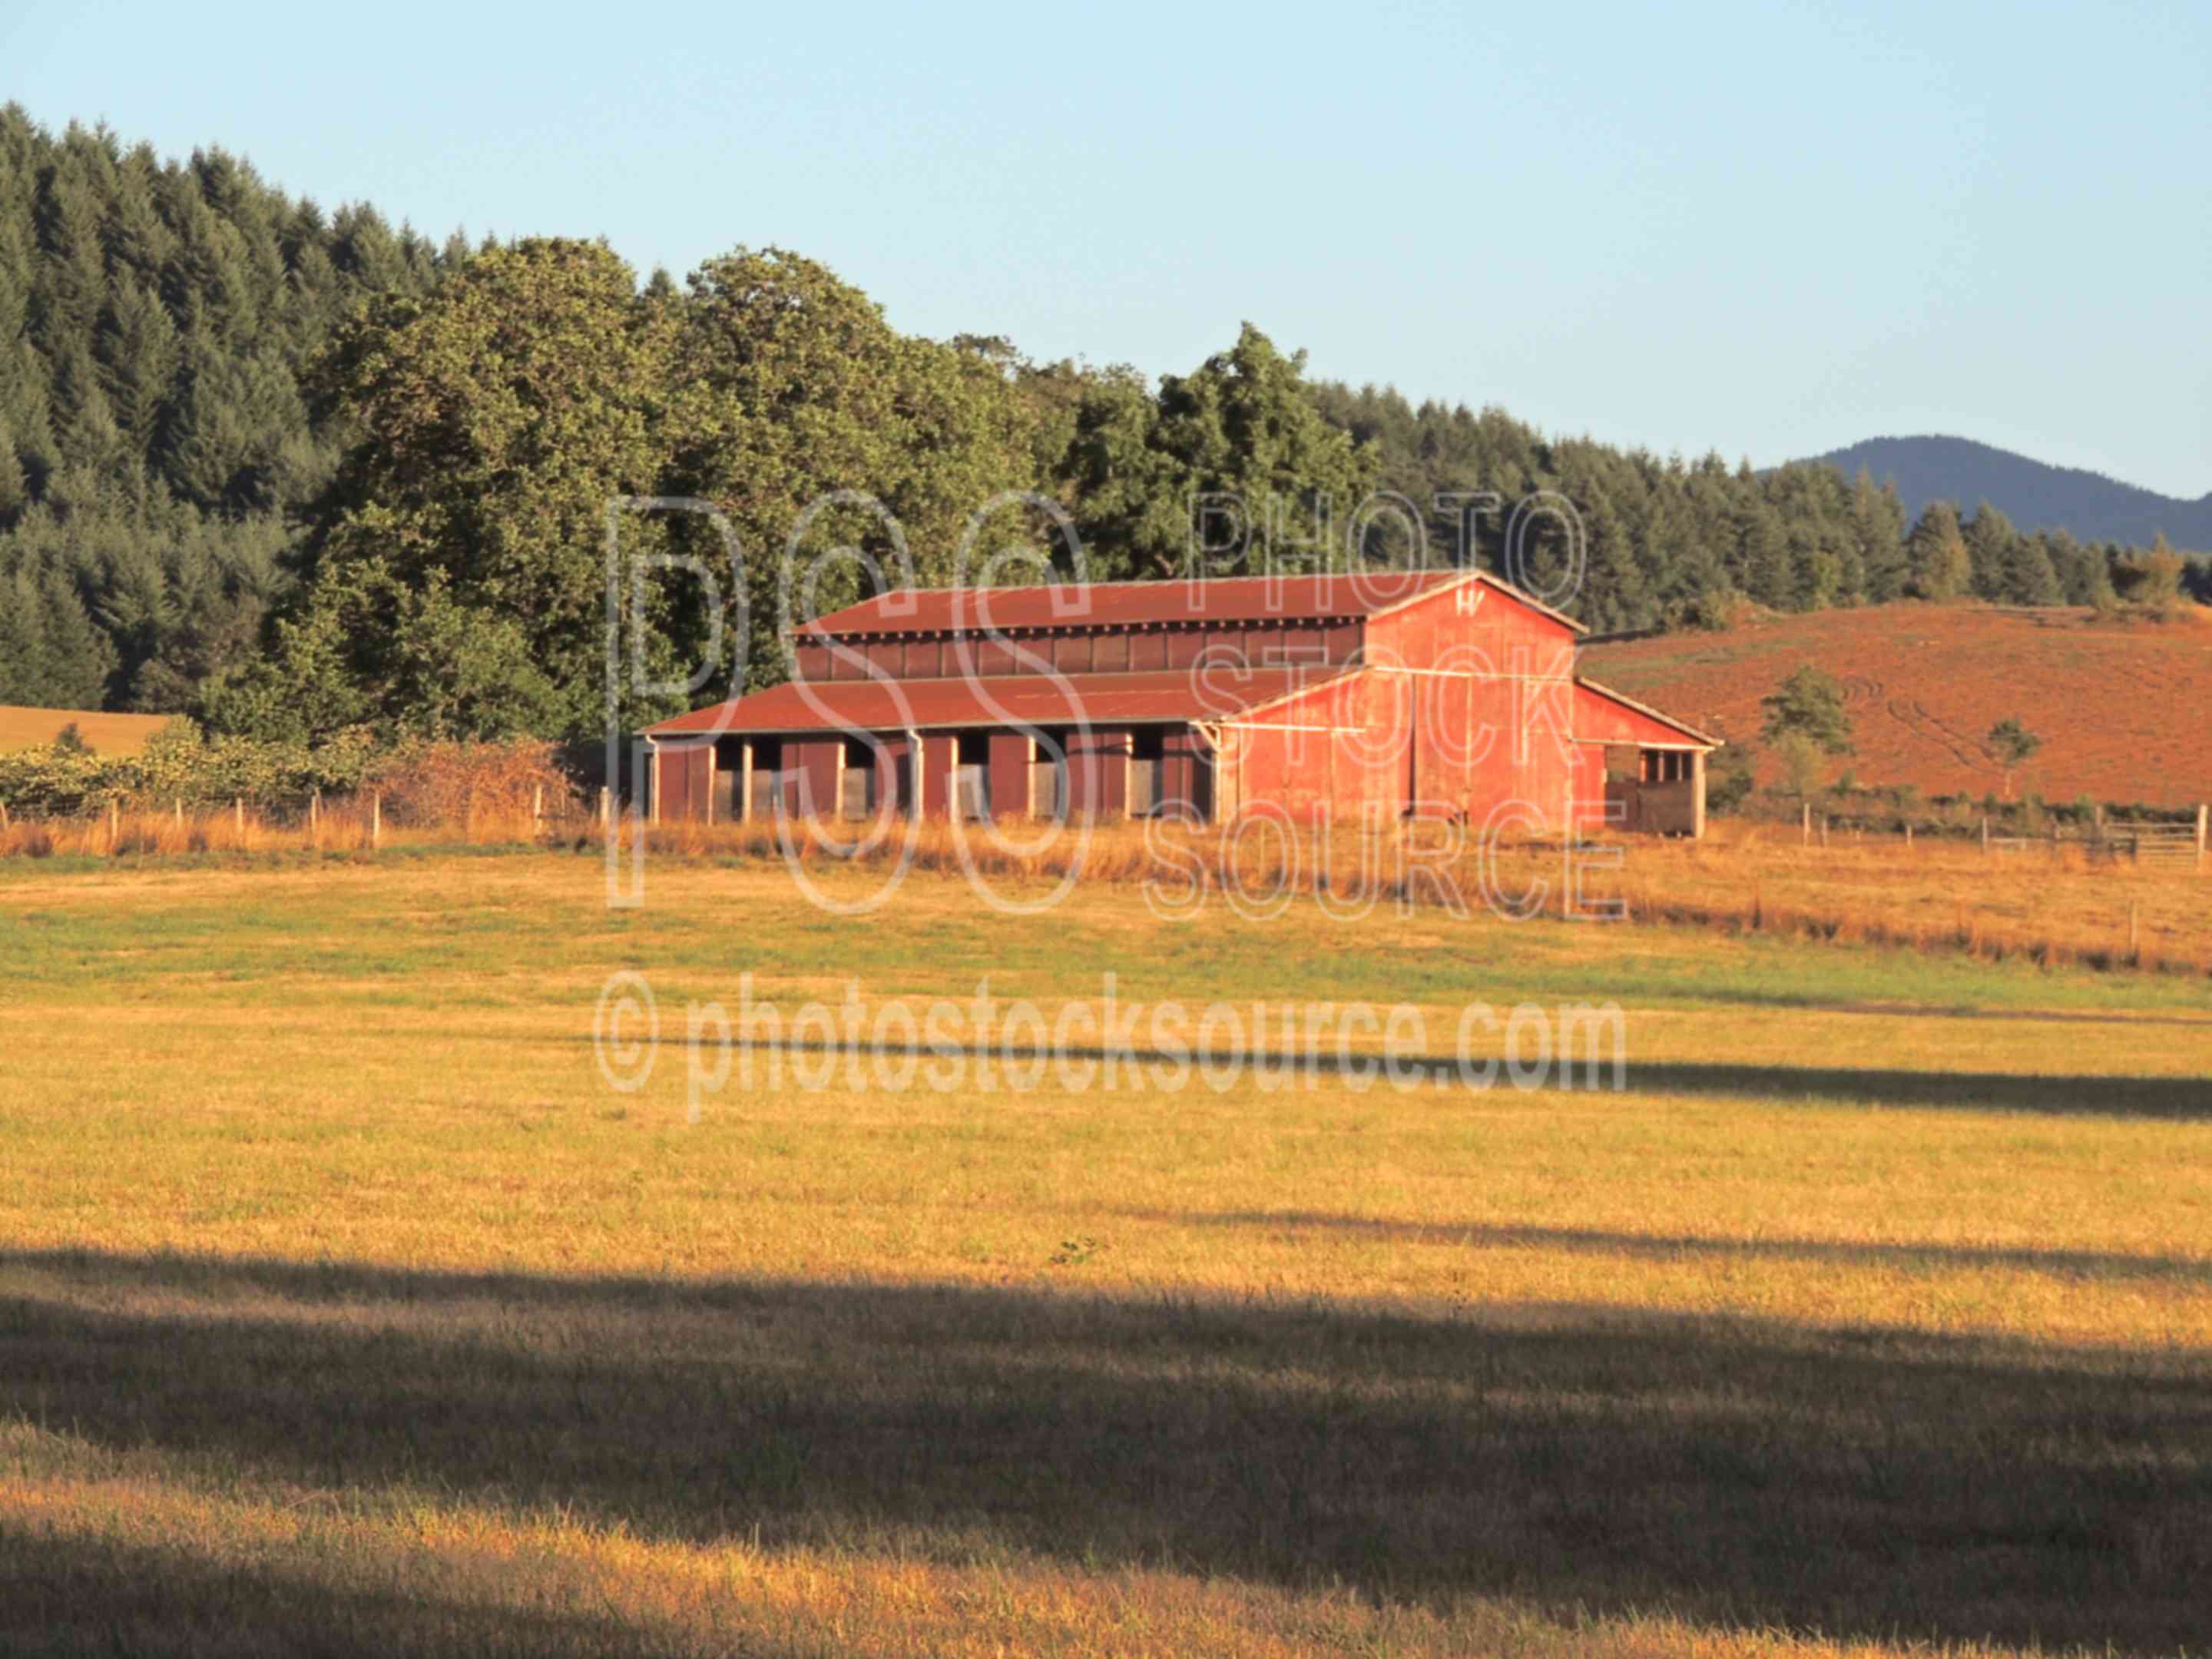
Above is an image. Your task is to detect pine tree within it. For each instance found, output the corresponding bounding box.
[0,420,24,522]
[0,105,441,713]
[1904,502,1972,601]
[1961,502,2020,600]
[2041,529,2099,605]
[95,280,180,444]
[2001,530,2064,606]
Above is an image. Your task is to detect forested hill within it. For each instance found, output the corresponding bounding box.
[0,107,447,710]
[1303,386,2174,629]
[1796,435,2212,554]
[2,111,2200,736]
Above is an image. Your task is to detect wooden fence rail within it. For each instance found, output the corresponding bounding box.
[1800,803,2207,869]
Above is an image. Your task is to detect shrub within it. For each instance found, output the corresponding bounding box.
[369,739,577,831]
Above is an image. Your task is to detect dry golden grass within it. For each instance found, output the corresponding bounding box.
[636,810,2212,977]
[0,703,174,757]
[8,799,2204,979]
[1,855,2207,1656]
[0,798,561,859]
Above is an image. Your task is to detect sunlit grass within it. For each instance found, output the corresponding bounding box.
[0,854,2207,1655]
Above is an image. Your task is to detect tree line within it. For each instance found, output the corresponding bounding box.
[1310,385,2200,631]
[0,108,2199,745]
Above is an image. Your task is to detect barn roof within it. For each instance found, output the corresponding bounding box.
[1572,677,1724,748]
[795,569,1584,638]
[647,666,1358,739]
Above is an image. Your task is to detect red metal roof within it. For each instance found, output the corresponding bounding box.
[799,571,1479,637]
[1572,677,1723,748]
[648,666,1358,739]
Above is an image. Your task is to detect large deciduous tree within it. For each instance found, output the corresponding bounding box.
[224,238,674,739]
[1146,325,1376,577]
[664,248,1040,687]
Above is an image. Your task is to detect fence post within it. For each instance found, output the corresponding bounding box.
[0,800,9,833]
[533,782,544,826]
[174,799,184,829]
[1819,814,1830,849]
[598,786,611,828]
[108,799,119,845]
[2129,902,2141,963]
[1801,802,1811,846]
[1980,816,1989,856]
[310,789,320,835]
[2197,804,2207,872]
[233,796,243,834]
[371,792,382,849]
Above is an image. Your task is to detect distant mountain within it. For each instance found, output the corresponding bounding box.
[1795,435,2211,553]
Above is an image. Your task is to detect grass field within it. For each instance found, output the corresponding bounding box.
[2,847,2209,1656]
[1584,602,2212,806]
[0,704,174,757]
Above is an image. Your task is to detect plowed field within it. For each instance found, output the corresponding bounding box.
[1584,604,2212,805]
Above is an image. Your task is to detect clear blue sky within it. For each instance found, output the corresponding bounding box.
[10,0,2207,495]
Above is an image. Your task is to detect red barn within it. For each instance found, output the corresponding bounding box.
[644,570,1718,835]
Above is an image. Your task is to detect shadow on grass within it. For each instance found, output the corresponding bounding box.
[1613,1060,2212,1117]
[503,1031,2212,1121]
[2,1249,2208,1654]
[725,1037,2212,1119]
[1112,1209,2212,1286]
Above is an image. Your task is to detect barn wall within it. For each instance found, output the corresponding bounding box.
[920,733,957,818]
[871,733,911,824]
[1160,726,1210,821]
[654,741,713,823]
[785,738,842,820]
[1363,581,1583,830]
[1067,727,1131,818]
[987,731,1032,818]
[1216,584,1589,830]
[1225,672,1390,825]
